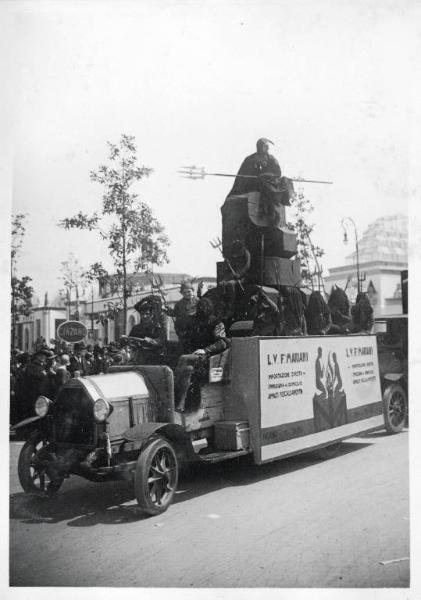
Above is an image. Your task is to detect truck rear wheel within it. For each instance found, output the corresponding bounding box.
[383,383,407,434]
[134,436,178,516]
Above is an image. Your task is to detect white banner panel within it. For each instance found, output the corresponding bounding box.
[258,335,383,461]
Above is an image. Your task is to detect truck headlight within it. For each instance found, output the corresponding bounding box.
[35,396,51,417]
[93,398,110,422]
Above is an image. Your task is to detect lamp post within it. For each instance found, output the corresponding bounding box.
[91,285,95,338]
[64,284,71,320]
[341,217,364,294]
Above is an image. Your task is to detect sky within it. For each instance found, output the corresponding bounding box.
[2,3,421,596]
[4,0,419,301]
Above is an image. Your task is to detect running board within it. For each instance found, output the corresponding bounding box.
[197,448,251,463]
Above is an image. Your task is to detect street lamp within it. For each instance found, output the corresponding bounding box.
[341,217,364,294]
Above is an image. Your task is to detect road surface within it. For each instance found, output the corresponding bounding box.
[10,429,409,587]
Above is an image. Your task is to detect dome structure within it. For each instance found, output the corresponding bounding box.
[345,214,407,266]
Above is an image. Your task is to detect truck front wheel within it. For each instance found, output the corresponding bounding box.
[18,431,63,495]
[134,436,179,515]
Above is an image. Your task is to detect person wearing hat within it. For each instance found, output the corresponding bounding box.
[164,281,200,353]
[126,295,166,364]
[40,349,66,399]
[174,296,230,411]
[69,341,90,377]
[107,342,127,367]
[229,138,280,194]
[95,345,113,374]
[229,138,292,225]
[55,353,72,386]
[14,350,48,421]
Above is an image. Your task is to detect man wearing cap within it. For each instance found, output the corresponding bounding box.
[165,281,199,353]
[126,296,166,364]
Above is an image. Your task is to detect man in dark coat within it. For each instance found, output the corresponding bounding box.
[14,351,48,421]
[230,138,281,194]
[229,138,292,224]
[127,296,166,364]
[174,297,230,411]
[69,342,90,377]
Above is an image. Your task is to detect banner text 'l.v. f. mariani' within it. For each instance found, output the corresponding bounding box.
[258,335,383,461]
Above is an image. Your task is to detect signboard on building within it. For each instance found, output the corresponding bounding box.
[57,320,87,343]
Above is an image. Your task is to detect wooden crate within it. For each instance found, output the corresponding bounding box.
[214,420,250,451]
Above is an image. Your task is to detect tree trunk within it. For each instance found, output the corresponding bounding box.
[122,221,127,336]
[11,283,16,348]
[75,285,80,320]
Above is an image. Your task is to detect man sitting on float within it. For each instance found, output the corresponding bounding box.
[174,296,230,412]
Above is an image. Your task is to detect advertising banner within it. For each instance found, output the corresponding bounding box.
[259,335,383,461]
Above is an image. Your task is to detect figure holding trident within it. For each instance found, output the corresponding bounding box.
[180,137,332,290]
[179,137,332,227]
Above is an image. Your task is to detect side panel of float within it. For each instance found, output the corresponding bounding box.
[224,335,383,464]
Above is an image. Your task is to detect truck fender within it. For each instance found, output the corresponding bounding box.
[11,415,44,431]
[123,422,171,443]
[383,373,403,383]
[122,422,195,460]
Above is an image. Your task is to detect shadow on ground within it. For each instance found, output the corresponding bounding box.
[10,440,372,528]
[360,428,408,439]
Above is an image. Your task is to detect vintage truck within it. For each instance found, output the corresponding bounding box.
[13,331,401,516]
[12,163,407,515]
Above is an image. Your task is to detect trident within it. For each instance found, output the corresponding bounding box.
[179,165,333,185]
[210,236,246,293]
[144,269,175,324]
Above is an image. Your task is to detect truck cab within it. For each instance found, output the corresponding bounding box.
[374,315,408,432]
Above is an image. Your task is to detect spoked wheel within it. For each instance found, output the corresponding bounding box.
[18,431,63,496]
[316,442,342,460]
[383,384,407,434]
[134,437,178,516]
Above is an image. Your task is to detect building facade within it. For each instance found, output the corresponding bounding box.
[325,214,408,318]
[14,273,217,350]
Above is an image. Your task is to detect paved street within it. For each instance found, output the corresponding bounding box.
[9,429,409,588]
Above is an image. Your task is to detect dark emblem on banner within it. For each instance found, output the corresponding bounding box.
[313,347,347,432]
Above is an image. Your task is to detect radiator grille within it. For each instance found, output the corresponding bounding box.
[53,387,94,445]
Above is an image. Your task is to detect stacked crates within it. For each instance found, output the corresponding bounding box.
[219,191,301,287]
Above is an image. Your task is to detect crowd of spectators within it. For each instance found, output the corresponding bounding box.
[10,336,132,426]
